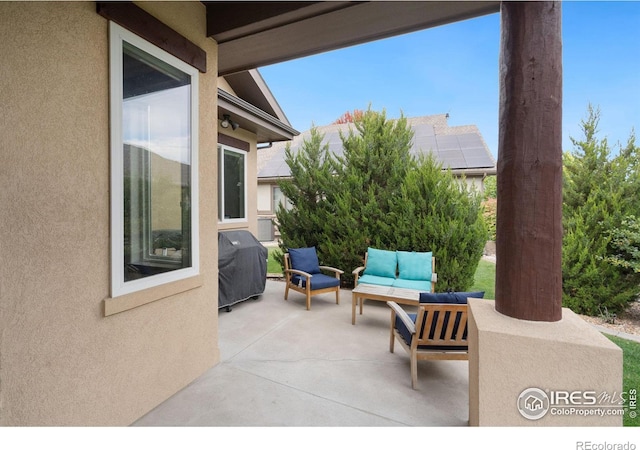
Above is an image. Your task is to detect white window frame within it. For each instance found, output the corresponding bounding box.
[218,144,248,223]
[109,22,199,298]
[272,185,292,213]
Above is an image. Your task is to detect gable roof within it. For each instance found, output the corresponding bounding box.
[219,69,299,143]
[223,69,291,124]
[257,114,496,179]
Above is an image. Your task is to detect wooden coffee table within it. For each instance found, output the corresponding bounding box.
[351,284,421,324]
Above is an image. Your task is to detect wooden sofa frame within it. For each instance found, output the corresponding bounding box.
[387,300,469,389]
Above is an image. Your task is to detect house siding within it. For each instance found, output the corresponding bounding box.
[0,1,219,425]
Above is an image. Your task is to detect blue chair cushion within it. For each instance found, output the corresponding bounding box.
[419,291,485,304]
[363,247,397,278]
[291,273,340,290]
[397,251,432,281]
[288,247,321,274]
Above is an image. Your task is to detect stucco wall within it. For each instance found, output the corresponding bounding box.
[0,1,219,425]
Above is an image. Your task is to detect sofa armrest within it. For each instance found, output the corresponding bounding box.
[431,272,437,283]
[352,266,365,285]
[387,301,416,335]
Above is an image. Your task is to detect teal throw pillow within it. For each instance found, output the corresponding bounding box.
[397,251,432,281]
[363,247,397,278]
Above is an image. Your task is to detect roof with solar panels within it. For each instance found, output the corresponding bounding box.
[257,114,496,179]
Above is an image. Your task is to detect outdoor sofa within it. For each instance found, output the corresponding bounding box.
[352,247,437,292]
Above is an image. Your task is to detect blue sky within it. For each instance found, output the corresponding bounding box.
[260,1,640,159]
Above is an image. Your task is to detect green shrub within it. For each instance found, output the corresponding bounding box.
[483,175,497,200]
[385,154,486,290]
[562,105,640,315]
[481,175,497,241]
[481,197,496,242]
[605,215,640,274]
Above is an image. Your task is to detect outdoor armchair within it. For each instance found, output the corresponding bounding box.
[388,291,484,389]
[283,246,344,310]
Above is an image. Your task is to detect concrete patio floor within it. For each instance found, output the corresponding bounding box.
[133,279,470,426]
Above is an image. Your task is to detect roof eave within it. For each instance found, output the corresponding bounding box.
[218,88,300,143]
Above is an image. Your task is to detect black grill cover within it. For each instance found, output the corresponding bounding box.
[218,230,268,309]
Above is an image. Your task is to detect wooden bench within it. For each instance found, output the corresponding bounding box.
[387,301,469,389]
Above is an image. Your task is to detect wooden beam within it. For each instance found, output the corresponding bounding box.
[495,1,563,322]
[96,1,206,73]
[218,133,250,152]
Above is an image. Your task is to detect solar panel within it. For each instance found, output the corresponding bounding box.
[257,116,496,178]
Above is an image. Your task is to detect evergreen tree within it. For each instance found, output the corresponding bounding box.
[481,175,497,241]
[275,127,337,264]
[562,105,640,315]
[321,110,417,279]
[388,154,487,290]
[277,108,488,290]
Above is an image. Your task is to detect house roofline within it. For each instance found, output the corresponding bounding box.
[258,167,497,183]
[218,88,299,143]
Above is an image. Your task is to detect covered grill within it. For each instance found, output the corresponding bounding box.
[218,230,268,311]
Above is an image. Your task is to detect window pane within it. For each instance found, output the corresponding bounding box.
[273,186,292,211]
[122,42,192,282]
[220,148,245,220]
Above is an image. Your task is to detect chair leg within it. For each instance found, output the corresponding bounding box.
[335,287,340,305]
[306,285,311,310]
[389,312,396,353]
[284,283,289,300]
[411,353,418,390]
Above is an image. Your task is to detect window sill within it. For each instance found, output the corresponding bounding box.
[104,274,203,316]
[218,221,249,230]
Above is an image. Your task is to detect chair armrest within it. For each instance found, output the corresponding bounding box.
[319,265,344,275]
[432,273,437,283]
[387,301,416,335]
[284,268,312,279]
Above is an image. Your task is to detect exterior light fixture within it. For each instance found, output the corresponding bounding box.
[220,114,239,131]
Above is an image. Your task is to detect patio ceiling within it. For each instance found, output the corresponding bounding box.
[205,1,501,76]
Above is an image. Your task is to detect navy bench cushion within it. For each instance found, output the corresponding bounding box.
[419,291,485,304]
